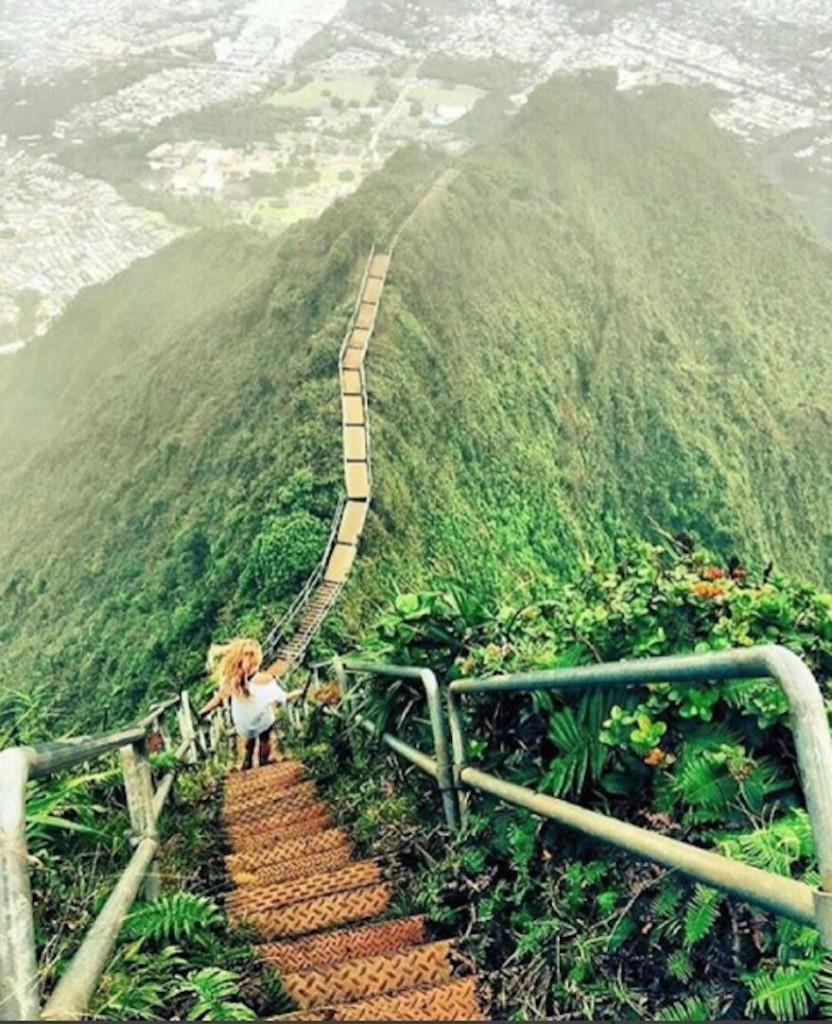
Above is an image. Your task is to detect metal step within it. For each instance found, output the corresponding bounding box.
[226,827,351,876]
[230,845,354,889]
[258,916,426,974]
[227,861,382,922]
[227,807,333,855]
[222,781,319,826]
[225,801,333,846]
[247,882,392,940]
[272,978,484,1021]
[281,940,453,1010]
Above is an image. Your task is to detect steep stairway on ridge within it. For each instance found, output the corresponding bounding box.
[265,253,387,682]
[222,761,486,1021]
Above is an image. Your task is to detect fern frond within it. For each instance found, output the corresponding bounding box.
[543,690,610,798]
[124,893,222,946]
[683,722,743,753]
[651,883,682,919]
[683,886,721,948]
[648,882,683,943]
[719,810,814,876]
[653,995,713,1021]
[180,967,257,1022]
[745,961,817,1021]
[666,948,693,983]
[738,756,792,814]
[774,916,820,958]
[816,954,832,1018]
[673,756,737,821]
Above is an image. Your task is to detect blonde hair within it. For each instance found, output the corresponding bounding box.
[206,637,263,699]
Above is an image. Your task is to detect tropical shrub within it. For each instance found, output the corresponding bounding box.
[312,537,832,1019]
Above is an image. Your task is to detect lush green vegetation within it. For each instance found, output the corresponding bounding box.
[2,73,831,728]
[299,538,832,1019]
[1,72,832,1018]
[349,73,832,623]
[0,146,442,730]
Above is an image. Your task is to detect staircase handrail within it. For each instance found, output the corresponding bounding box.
[262,491,346,663]
[337,244,376,364]
[262,244,378,667]
[325,644,832,954]
[0,692,225,1021]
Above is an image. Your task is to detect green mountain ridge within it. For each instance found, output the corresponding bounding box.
[1,73,830,729]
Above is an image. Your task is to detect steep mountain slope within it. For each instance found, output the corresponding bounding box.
[1,73,830,730]
[357,74,832,605]
[0,150,441,725]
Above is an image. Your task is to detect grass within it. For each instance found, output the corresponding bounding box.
[266,74,379,110]
[410,82,486,112]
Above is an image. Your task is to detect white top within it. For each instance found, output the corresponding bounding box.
[230,677,287,739]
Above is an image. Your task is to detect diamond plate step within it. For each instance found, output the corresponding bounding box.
[258,915,426,973]
[227,860,382,921]
[225,759,304,788]
[229,844,354,888]
[272,1011,330,1021]
[225,800,332,844]
[248,882,392,940]
[223,781,320,826]
[227,807,333,854]
[271,978,484,1021]
[335,977,484,1021]
[226,827,351,875]
[282,940,453,1009]
[224,763,306,805]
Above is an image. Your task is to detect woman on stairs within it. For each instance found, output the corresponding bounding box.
[199,637,301,770]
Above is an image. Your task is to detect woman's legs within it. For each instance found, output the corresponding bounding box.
[257,727,271,767]
[241,736,256,770]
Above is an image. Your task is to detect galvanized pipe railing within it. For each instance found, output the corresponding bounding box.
[324,645,832,949]
[333,658,457,828]
[262,493,347,665]
[0,691,223,1021]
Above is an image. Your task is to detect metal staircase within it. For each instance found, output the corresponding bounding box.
[222,761,486,1021]
[264,251,388,680]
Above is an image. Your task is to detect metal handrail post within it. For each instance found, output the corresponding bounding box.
[762,646,832,893]
[462,765,818,927]
[41,836,159,1021]
[179,691,198,765]
[420,668,458,830]
[446,687,470,826]
[26,727,146,779]
[0,748,39,1021]
[0,687,222,1020]
[136,697,180,731]
[119,739,160,900]
[342,661,458,829]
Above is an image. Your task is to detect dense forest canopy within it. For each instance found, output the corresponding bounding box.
[0,73,830,734]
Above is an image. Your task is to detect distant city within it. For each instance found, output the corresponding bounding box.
[1,0,829,353]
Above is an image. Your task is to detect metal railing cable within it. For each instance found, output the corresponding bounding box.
[0,691,226,1021]
[318,645,832,953]
[262,491,346,664]
[262,244,379,671]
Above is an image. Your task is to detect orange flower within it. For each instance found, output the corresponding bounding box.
[701,565,725,580]
[691,582,724,599]
[313,682,341,707]
[643,748,676,768]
